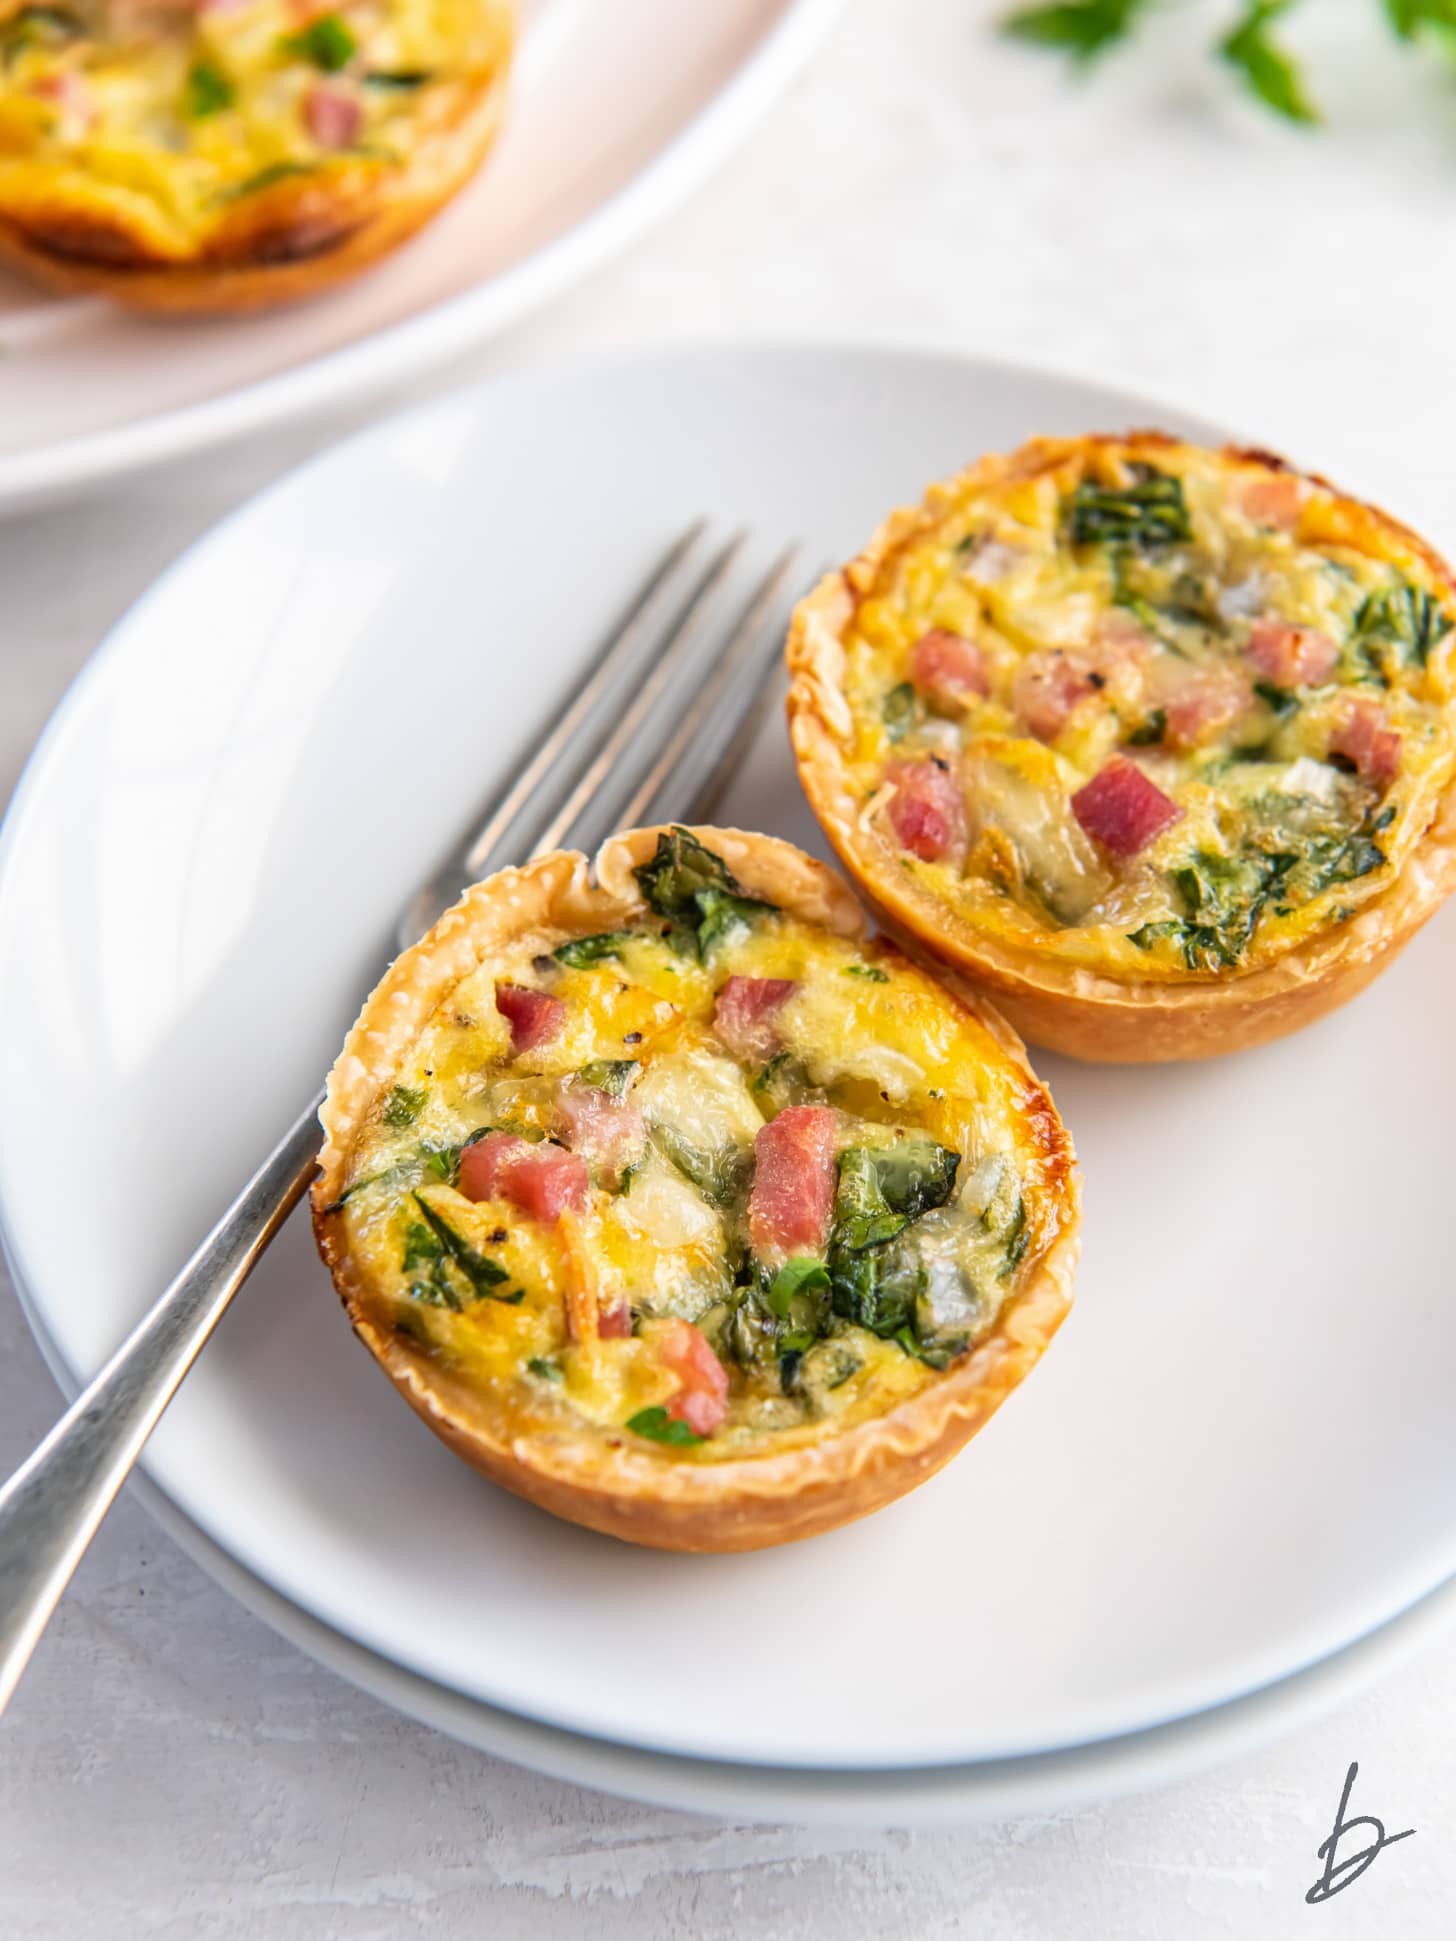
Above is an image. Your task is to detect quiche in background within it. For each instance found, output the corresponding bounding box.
[788,435,1456,1061]
[0,0,513,310]
[312,828,1080,1552]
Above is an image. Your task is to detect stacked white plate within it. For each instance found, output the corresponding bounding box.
[3,347,1454,1823]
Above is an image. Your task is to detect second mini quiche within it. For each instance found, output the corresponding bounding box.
[788,435,1456,1060]
[0,0,513,311]
[312,828,1079,1551]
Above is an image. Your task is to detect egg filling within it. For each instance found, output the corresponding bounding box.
[841,439,1456,979]
[0,0,509,254]
[326,830,1071,1460]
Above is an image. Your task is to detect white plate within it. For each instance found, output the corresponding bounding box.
[14,1291,1456,1826]
[3,345,1455,1776]
[0,0,841,514]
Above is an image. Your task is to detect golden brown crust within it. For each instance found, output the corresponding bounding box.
[786,436,1456,1062]
[0,41,510,313]
[311,827,1081,1551]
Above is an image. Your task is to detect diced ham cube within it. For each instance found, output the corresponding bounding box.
[1161,666,1253,751]
[597,1300,632,1339]
[495,982,565,1053]
[884,759,967,865]
[305,84,362,150]
[659,1318,729,1436]
[557,1081,644,1177]
[459,1131,588,1222]
[909,629,990,710]
[712,976,797,1060]
[1330,699,1401,789]
[1072,757,1182,857]
[1235,470,1304,531]
[749,1105,838,1260]
[1246,619,1338,688]
[1012,652,1098,742]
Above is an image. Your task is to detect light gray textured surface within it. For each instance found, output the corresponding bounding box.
[4,1,1456,1930]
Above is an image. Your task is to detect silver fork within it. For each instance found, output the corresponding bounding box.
[0,524,802,1715]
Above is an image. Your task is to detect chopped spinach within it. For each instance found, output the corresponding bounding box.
[1253,679,1297,718]
[651,1123,749,1211]
[626,1406,704,1446]
[845,963,890,982]
[226,161,318,201]
[882,681,918,742]
[527,1357,562,1381]
[383,1084,427,1128]
[410,1194,519,1302]
[1126,708,1166,746]
[826,1139,961,1346]
[554,929,637,968]
[751,1050,801,1113]
[1068,465,1191,551]
[997,1201,1031,1282]
[830,1231,925,1340]
[2,5,82,61]
[764,1256,832,1319]
[579,1059,637,1097]
[1351,581,1453,683]
[280,12,357,71]
[364,69,432,89]
[184,59,234,119]
[633,828,776,956]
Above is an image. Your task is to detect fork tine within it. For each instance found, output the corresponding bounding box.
[526,531,748,860]
[396,521,706,945]
[612,542,801,833]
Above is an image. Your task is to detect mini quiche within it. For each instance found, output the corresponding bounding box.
[0,0,512,311]
[787,434,1456,1061]
[312,827,1079,1552]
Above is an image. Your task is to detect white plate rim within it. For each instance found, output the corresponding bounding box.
[11,1262,1456,1826]
[0,0,844,514]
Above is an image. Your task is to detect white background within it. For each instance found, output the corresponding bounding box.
[3,0,1454,1931]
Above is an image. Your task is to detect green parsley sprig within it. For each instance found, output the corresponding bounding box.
[1001,0,1451,125]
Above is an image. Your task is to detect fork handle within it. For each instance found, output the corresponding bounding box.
[0,1094,322,1716]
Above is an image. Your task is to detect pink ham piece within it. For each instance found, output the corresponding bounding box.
[557,1081,644,1178]
[495,982,565,1053]
[748,1105,838,1260]
[1072,758,1182,857]
[1236,470,1303,531]
[458,1132,588,1223]
[712,976,797,1060]
[597,1300,632,1340]
[884,758,967,865]
[1330,699,1401,789]
[659,1319,730,1436]
[1161,666,1252,752]
[1012,652,1097,743]
[305,84,362,150]
[909,629,990,709]
[1246,619,1338,688]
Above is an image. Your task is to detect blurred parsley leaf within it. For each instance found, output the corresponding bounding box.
[1220,3,1319,123]
[1001,0,1152,62]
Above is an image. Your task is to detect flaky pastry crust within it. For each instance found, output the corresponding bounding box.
[312,827,1081,1551]
[786,436,1456,1062]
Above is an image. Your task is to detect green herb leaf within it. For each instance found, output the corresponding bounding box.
[226,160,319,201]
[579,1059,637,1097]
[280,12,358,72]
[633,827,776,956]
[382,1083,427,1128]
[364,68,432,89]
[1351,581,1453,681]
[1068,466,1191,550]
[764,1256,831,1321]
[651,1123,748,1211]
[845,963,890,981]
[1253,679,1298,718]
[184,58,234,118]
[998,1200,1031,1282]
[527,1356,562,1381]
[882,681,918,743]
[626,1405,704,1446]
[411,1194,519,1301]
[1001,0,1151,62]
[1220,3,1319,126]
[554,930,637,968]
[1126,708,1166,747]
